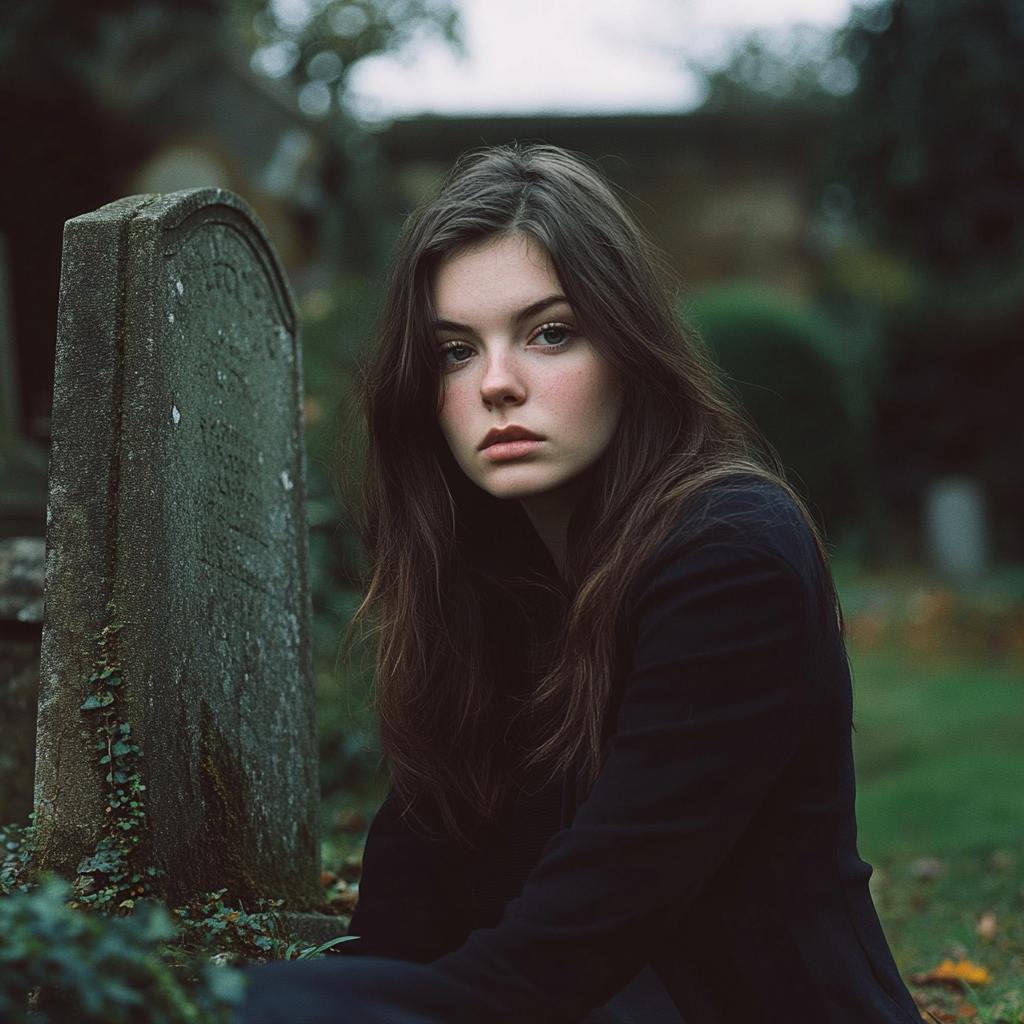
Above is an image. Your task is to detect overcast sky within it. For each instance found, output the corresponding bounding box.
[347,0,858,119]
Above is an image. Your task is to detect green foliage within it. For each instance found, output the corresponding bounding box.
[296,278,383,808]
[0,840,348,1019]
[1,822,36,894]
[835,0,1024,291]
[172,888,284,957]
[74,620,162,911]
[232,0,461,116]
[694,22,859,112]
[686,286,863,534]
[0,0,221,91]
[0,876,247,1024]
[1,0,461,127]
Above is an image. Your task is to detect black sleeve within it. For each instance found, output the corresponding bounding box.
[422,537,814,1022]
[344,792,474,963]
[238,526,820,1024]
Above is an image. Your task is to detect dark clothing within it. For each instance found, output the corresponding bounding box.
[238,480,920,1024]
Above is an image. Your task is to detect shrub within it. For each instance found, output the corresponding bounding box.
[686,286,863,535]
[0,876,246,1024]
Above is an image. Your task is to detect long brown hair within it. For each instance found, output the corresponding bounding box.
[348,144,832,842]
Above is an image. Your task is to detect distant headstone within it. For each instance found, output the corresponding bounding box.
[925,476,989,581]
[0,233,48,540]
[0,536,45,826]
[35,189,321,908]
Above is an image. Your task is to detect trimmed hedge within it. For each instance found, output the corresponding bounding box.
[686,287,862,535]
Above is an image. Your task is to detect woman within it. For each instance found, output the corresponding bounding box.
[238,145,920,1023]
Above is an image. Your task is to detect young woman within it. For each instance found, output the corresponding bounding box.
[238,145,920,1023]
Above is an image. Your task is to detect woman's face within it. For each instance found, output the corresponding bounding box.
[434,233,622,507]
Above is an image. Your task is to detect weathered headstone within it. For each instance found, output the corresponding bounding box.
[1,233,47,829]
[35,189,321,909]
[925,476,989,581]
[0,537,45,825]
[0,233,48,540]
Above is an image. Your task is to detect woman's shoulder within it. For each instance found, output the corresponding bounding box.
[627,473,826,609]
[673,472,815,548]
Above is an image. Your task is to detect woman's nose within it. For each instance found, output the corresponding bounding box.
[480,349,525,408]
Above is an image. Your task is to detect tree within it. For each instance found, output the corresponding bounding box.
[0,0,460,121]
[835,0,1024,291]
[231,0,461,119]
[693,22,859,113]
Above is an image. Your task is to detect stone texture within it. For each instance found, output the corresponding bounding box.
[35,189,320,907]
[0,536,45,825]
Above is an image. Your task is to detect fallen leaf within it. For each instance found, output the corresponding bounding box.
[910,958,993,989]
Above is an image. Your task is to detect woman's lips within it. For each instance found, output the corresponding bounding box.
[482,438,543,461]
[479,427,544,461]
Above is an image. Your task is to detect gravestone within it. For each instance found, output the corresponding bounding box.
[1,234,47,828]
[35,189,322,909]
[925,476,989,582]
[0,537,45,825]
[0,232,49,540]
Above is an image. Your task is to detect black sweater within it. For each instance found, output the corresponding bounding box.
[237,480,921,1024]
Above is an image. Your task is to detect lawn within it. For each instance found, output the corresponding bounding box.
[844,572,1024,1024]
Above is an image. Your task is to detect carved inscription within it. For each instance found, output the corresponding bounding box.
[165,223,298,633]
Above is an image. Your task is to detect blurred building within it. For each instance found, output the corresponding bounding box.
[373,110,828,300]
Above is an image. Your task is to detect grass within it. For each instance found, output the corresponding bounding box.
[852,652,1024,860]
[847,624,1024,1022]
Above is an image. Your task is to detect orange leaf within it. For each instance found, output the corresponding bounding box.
[910,959,993,988]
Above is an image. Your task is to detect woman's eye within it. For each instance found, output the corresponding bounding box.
[533,323,572,347]
[441,343,474,364]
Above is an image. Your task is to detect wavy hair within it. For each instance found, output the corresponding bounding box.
[347,144,832,842]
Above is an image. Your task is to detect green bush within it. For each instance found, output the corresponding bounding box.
[0,876,246,1024]
[685,286,863,535]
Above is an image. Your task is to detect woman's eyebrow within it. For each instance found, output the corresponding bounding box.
[431,294,570,334]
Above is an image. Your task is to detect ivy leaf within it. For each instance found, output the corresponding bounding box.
[81,693,114,710]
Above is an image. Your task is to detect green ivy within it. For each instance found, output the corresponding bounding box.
[0,619,347,1019]
[0,821,37,894]
[73,620,162,912]
[173,888,283,957]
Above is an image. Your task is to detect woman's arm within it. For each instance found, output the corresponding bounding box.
[343,791,474,963]
[239,522,821,1023]
[425,536,814,1021]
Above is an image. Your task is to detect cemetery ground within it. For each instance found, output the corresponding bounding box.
[4,558,1020,1022]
